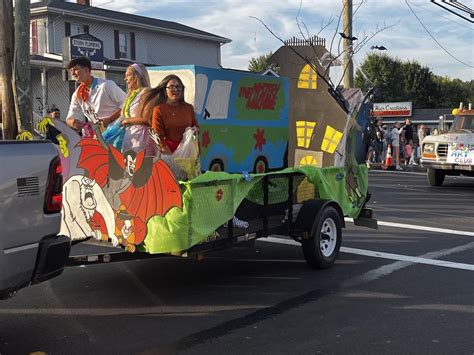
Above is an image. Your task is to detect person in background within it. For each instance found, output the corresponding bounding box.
[417,123,429,161]
[140,74,198,154]
[50,108,60,120]
[391,122,405,171]
[381,124,389,164]
[66,57,126,134]
[365,118,385,168]
[374,119,385,163]
[418,123,429,144]
[120,63,155,155]
[404,119,416,165]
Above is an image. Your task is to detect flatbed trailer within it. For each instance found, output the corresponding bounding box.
[67,170,375,269]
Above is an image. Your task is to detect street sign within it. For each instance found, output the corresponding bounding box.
[63,33,104,70]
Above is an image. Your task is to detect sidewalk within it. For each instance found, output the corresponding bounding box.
[367,162,427,172]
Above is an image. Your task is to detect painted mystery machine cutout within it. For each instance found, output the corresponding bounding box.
[205,80,232,119]
[148,65,289,173]
[195,73,208,115]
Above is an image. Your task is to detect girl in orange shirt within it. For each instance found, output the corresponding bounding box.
[139,74,198,154]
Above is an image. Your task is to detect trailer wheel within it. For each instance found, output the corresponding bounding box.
[427,168,445,186]
[209,159,224,172]
[302,206,342,269]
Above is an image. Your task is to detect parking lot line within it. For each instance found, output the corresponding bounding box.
[345,218,474,237]
[261,237,474,272]
[341,246,474,271]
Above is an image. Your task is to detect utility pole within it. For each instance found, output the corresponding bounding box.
[342,0,354,88]
[0,0,17,139]
[14,0,32,134]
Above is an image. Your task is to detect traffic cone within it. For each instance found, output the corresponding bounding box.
[383,144,394,170]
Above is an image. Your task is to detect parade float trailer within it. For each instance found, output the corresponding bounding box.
[43,43,375,270]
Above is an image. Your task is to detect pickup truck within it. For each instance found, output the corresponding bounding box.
[0,140,70,299]
[421,108,474,186]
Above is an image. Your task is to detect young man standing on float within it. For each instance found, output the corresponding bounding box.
[66,57,126,133]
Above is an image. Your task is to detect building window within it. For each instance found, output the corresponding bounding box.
[71,23,83,35]
[119,32,128,58]
[30,21,38,54]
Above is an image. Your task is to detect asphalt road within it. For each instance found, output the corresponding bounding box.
[1,171,473,355]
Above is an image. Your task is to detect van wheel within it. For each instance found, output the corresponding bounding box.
[427,168,445,186]
[302,206,342,269]
[253,157,268,174]
[209,159,224,172]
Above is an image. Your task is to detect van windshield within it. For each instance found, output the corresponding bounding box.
[449,115,474,133]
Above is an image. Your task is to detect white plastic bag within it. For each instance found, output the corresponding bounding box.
[161,126,201,181]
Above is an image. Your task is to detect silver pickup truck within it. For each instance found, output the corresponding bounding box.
[0,140,70,299]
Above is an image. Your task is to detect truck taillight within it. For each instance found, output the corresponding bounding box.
[44,156,63,214]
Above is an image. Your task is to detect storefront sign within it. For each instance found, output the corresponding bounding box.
[373,102,412,117]
[63,34,104,70]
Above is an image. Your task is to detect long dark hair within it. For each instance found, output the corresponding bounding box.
[138,74,185,121]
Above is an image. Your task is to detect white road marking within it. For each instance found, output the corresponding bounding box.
[259,237,474,272]
[341,246,474,271]
[345,218,474,237]
[399,304,474,314]
[369,170,426,176]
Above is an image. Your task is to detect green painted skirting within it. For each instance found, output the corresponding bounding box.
[140,164,368,254]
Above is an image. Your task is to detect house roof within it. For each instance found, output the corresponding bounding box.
[31,1,231,44]
[30,54,159,71]
[411,108,453,121]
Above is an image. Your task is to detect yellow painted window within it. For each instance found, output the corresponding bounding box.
[321,125,343,154]
[297,64,317,90]
[296,120,316,148]
[299,155,318,166]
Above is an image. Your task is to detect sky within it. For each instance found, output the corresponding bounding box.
[91,1,473,81]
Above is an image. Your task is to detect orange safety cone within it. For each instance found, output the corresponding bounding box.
[383,144,394,170]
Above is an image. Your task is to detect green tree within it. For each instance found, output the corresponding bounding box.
[434,77,473,108]
[248,52,280,73]
[354,53,404,102]
[355,53,472,108]
[402,61,438,108]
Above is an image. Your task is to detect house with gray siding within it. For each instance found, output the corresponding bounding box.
[29,0,231,119]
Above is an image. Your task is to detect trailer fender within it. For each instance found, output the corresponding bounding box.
[294,199,345,236]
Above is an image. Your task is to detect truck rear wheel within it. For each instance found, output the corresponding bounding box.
[427,168,445,186]
[302,206,342,269]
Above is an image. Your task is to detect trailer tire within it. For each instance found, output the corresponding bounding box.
[302,206,342,269]
[427,168,445,186]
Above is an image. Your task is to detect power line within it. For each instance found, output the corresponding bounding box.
[430,0,474,23]
[405,0,473,69]
[411,1,472,29]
